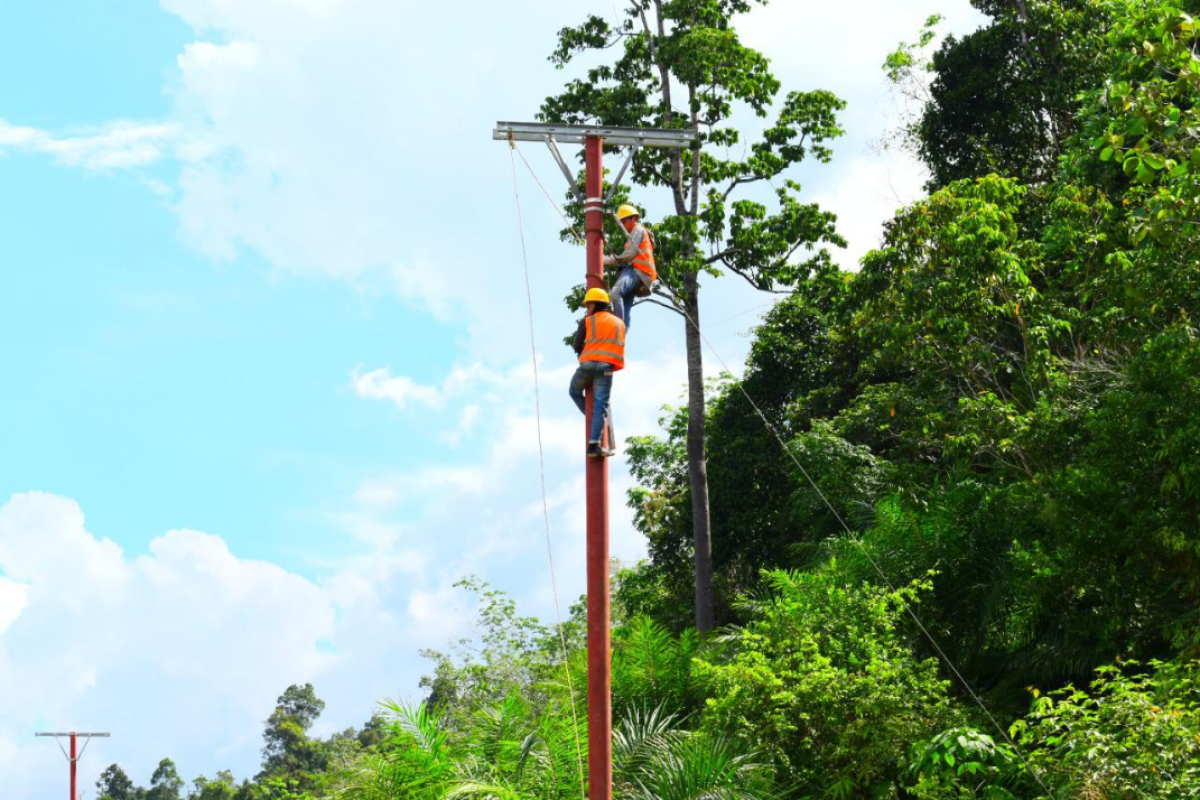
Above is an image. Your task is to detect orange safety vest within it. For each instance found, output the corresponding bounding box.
[631,225,657,283]
[580,310,626,370]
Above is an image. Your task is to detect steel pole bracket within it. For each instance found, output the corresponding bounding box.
[545,136,586,205]
[604,144,640,207]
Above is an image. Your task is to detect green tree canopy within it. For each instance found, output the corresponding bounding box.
[189,770,237,800]
[147,758,183,800]
[96,763,139,800]
[698,569,962,796]
[258,683,329,786]
[542,0,846,631]
[888,0,1122,188]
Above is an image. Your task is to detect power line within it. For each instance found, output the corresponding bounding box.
[512,144,585,244]
[511,147,1056,798]
[657,278,1058,799]
[707,302,773,328]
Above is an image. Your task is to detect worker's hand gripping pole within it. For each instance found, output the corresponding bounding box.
[583,134,613,800]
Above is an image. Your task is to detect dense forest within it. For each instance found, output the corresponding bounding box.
[97,0,1200,797]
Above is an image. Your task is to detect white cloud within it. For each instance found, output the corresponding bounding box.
[357,348,690,462]
[0,492,453,796]
[182,40,261,72]
[814,151,928,270]
[351,366,443,411]
[1,0,981,358]
[353,353,686,441]
[406,582,472,646]
[351,358,576,426]
[337,351,692,616]
[0,578,28,636]
[391,260,465,322]
[737,0,987,268]
[162,0,464,280]
[0,119,181,170]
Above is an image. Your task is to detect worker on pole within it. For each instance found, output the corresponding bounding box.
[604,204,656,330]
[570,288,625,458]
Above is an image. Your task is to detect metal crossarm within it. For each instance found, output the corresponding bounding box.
[545,137,585,204]
[38,731,110,799]
[605,145,640,205]
[494,121,696,149]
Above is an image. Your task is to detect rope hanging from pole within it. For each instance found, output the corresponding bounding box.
[508,138,588,800]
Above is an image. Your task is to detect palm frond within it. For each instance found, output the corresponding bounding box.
[443,779,536,799]
[625,733,783,800]
[379,698,448,760]
[613,704,687,782]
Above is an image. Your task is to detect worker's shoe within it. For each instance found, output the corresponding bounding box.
[587,441,615,458]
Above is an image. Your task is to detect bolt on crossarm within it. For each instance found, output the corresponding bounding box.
[37,731,110,800]
[493,120,695,800]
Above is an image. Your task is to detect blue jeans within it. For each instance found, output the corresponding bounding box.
[610,268,647,330]
[569,361,614,443]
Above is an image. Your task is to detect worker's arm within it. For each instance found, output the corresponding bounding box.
[572,318,586,355]
[603,226,645,267]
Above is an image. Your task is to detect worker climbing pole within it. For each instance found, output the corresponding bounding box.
[494,121,695,800]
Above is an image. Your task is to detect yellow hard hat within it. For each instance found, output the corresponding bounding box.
[616,204,640,220]
[583,288,611,305]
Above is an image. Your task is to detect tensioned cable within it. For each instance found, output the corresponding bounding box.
[513,144,585,244]
[512,142,614,297]
[707,302,773,328]
[508,143,1054,797]
[508,138,588,798]
[654,276,1057,799]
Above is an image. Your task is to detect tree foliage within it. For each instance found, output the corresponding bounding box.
[95,1,1200,797]
[542,0,847,632]
[1015,660,1200,797]
[698,570,962,796]
[889,0,1121,188]
[259,684,330,787]
[97,764,138,800]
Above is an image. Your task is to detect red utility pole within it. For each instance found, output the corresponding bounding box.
[37,730,109,800]
[583,134,612,800]
[493,120,694,800]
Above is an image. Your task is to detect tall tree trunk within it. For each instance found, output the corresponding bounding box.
[683,270,715,632]
[645,0,713,631]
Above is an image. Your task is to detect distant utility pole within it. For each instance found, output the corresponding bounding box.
[36,731,110,800]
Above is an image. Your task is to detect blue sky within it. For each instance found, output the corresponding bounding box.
[0,0,984,795]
